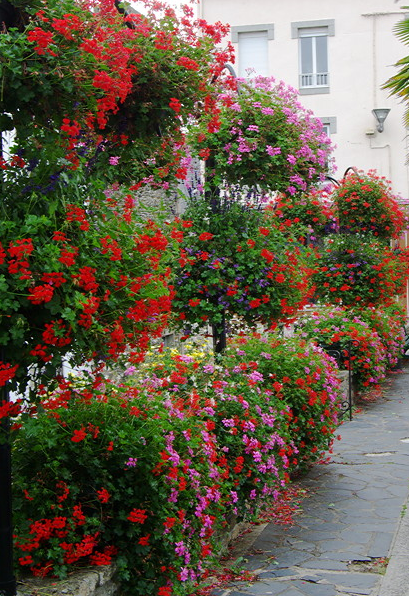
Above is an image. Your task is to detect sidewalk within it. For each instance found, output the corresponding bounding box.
[210,360,409,596]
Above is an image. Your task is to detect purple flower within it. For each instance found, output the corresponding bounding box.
[125,457,137,467]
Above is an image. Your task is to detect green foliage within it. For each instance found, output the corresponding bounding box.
[188,76,333,194]
[383,11,409,129]
[171,197,315,332]
[12,335,342,593]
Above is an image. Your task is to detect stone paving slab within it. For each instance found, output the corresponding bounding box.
[210,363,409,596]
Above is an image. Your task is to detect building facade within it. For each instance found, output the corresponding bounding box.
[198,0,409,199]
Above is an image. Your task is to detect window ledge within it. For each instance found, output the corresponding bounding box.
[299,86,330,95]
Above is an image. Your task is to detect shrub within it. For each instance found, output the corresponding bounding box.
[12,334,343,594]
[12,355,292,594]
[351,306,406,370]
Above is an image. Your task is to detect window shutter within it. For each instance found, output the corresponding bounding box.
[238,31,268,77]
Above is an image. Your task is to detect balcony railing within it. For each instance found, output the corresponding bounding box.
[300,72,329,88]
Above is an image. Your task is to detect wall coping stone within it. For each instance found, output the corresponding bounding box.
[17,565,119,596]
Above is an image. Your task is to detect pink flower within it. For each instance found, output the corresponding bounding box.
[266,145,281,156]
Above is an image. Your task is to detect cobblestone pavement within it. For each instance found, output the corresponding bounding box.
[210,360,409,596]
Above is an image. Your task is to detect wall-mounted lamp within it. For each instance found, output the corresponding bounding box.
[372,108,390,133]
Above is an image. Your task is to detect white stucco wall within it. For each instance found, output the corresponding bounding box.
[199,0,409,199]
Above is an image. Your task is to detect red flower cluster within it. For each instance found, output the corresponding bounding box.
[333,170,407,240]
[128,508,148,523]
[27,27,56,55]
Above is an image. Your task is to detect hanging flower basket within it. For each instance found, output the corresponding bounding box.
[331,169,407,241]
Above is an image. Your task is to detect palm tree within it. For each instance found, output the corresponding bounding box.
[383,14,409,128]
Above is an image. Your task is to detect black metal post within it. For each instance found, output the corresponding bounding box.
[0,112,17,596]
[204,153,228,355]
[0,1,18,29]
[0,378,16,596]
[212,311,227,354]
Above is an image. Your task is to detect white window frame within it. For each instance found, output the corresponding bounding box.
[292,20,335,95]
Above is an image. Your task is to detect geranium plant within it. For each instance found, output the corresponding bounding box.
[0,0,237,393]
[297,307,388,390]
[331,169,407,241]
[313,234,409,307]
[12,351,294,594]
[12,333,343,594]
[268,191,336,241]
[1,0,233,188]
[0,158,174,398]
[187,75,333,195]
[223,332,342,470]
[350,305,406,370]
[170,197,316,335]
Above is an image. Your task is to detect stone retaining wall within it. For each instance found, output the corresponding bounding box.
[17,565,119,596]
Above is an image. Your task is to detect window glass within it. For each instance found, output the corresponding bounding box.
[316,35,328,73]
[300,36,313,74]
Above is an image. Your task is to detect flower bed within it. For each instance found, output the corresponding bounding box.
[12,334,342,596]
[223,332,342,471]
[350,305,406,370]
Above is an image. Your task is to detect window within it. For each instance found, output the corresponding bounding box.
[320,117,337,137]
[292,20,335,94]
[231,24,274,78]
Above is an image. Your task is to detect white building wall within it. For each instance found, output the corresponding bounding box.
[199,0,409,199]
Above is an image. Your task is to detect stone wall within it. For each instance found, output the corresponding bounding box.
[17,565,119,596]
